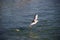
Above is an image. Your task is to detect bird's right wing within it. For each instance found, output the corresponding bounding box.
[34,14,38,20]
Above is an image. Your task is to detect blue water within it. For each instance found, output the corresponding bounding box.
[1,0,60,40]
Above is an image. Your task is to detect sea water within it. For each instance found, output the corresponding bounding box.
[1,0,60,40]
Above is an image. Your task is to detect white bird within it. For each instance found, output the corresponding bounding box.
[29,14,38,27]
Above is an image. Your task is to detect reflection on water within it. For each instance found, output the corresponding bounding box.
[1,0,60,40]
[1,26,60,40]
[5,28,40,40]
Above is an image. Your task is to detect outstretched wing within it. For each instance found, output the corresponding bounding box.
[34,14,38,21]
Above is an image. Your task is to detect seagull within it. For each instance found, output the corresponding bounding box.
[29,14,38,27]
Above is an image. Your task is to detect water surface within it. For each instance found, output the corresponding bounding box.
[1,0,60,40]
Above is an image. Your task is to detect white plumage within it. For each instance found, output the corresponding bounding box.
[29,14,38,27]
